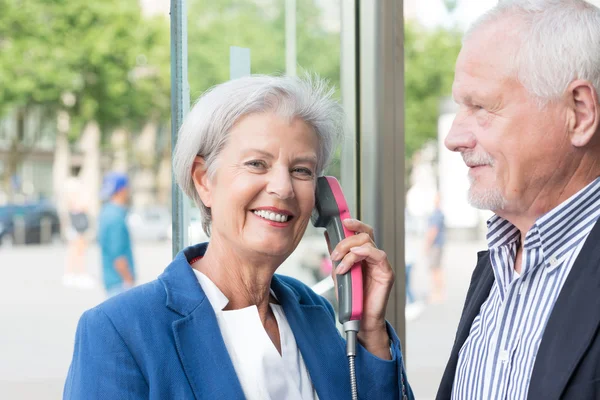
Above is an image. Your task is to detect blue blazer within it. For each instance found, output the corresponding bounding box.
[64,243,414,399]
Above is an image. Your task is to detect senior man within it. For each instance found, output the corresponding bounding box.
[437,1,600,399]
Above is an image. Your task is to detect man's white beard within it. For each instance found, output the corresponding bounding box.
[467,180,507,211]
[462,151,506,211]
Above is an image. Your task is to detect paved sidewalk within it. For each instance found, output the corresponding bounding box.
[405,238,487,399]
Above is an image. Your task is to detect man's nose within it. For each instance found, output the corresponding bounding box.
[266,167,295,199]
[444,114,477,152]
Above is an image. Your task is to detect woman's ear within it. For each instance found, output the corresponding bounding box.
[191,156,212,208]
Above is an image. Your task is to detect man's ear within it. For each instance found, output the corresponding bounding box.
[191,156,212,208]
[567,79,599,147]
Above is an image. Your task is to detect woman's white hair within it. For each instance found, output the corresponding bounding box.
[173,74,346,235]
[464,0,600,105]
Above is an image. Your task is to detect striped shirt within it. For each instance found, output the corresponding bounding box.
[451,177,600,400]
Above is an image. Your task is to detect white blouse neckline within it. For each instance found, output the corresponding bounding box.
[192,268,319,400]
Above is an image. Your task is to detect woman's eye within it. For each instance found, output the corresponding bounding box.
[292,167,314,178]
[245,160,267,169]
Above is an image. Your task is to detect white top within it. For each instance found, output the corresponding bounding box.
[192,269,319,400]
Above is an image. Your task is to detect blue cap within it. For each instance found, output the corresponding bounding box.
[100,172,129,201]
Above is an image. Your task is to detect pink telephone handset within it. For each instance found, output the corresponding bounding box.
[311,176,363,398]
[311,176,364,324]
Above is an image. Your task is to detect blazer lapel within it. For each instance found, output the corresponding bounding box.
[437,251,494,400]
[454,251,495,350]
[272,276,350,400]
[172,300,245,400]
[160,245,245,400]
[528,219,600,400]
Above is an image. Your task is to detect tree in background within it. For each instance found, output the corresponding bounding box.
[0,0,461,202]
[186,0,340,96]
[59,1,170,140]
[0,0,341,200]
[0,0,74,198]
[186,0,460,168]
[404,21,462,162]
[0,0,170,199]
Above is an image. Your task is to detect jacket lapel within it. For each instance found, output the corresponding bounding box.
[172,301,245,400]
[528,219,600,400]
[160,244,245,400]
[454,251,495,350]
[436,251,494,400]
[272,276,350,400]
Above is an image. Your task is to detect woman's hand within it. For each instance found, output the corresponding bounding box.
[327,219,394,360]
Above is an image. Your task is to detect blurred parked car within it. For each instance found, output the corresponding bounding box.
[127,206,172,242]
[0,202,61,246]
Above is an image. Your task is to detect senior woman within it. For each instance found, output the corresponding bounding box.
[64,75,414,400]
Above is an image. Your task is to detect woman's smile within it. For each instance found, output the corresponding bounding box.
[251,209,293,227]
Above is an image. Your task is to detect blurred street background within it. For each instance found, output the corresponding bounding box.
[4,0,600,399]
[0,0,505,399]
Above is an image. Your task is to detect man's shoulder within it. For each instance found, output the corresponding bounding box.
[431,209,445,221]
[100,204,125,218]
[98,205,126,227]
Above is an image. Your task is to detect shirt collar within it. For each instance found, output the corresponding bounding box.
[532,177,600,253]
[486,215,520,293]
[191,269,280,314]
[486,215,520,250]
[192,269,230,312]
[486,177,600,268]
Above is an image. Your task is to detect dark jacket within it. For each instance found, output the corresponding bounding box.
[437,219,600,400]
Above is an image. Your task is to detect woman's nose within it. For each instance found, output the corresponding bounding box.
[266,168,295,199]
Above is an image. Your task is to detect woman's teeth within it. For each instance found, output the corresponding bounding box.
[253,210,290,223]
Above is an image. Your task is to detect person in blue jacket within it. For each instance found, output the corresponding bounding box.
[64,74,414,399]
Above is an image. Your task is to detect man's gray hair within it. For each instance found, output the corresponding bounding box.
[173,74,346,235]
[465,0,600,105]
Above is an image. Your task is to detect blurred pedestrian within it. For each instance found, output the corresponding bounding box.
[97,172,135,297]
[424,192,445,304]
[63,178,94,289]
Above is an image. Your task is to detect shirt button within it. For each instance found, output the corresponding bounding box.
[549,256,559,267]
[499,350,509,363]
